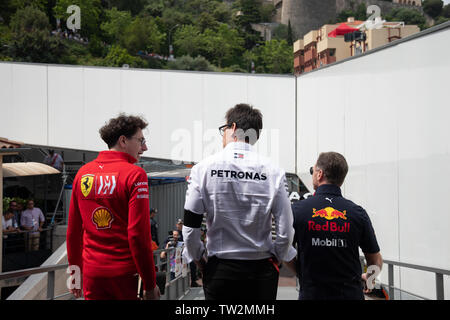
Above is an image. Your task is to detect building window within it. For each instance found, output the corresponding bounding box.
[329,48,336,57]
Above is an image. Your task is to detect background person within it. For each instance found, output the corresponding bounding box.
[66,114,160,300]
[287,151,383,300]
[160,230,183,280]
[44,149,64,171]
[182,103,297,300]
[9,200,21,229]
[20,200,45,251]
[150,208,159,246]
[175,218,184,242]
[2,209,20,238]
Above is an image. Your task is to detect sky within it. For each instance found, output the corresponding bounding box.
[443,0,450,5]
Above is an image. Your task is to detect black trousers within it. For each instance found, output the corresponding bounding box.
[299,282,365,300]
[202,256,279,300]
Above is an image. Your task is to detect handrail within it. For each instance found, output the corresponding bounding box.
[0,264,68,281]
[382,259,450,276]
[0,245,189,300]
[361,256,450,300]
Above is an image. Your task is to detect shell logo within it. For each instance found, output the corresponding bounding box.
[92,207,114,230]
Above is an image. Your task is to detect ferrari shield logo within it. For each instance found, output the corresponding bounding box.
[81,174,94,197]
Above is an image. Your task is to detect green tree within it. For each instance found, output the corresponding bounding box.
[173,24,204,57]
[272,23,288,41]
[260,2,275,22]
[167,55,216,71]
[422,0,443,19]
[196,12,220,32]
[434,16,450,25]
[100,7,132,43]
[287,20,294,46]
[235,0,262,31]
[9,6,66,63]
[103,45,141,67]
[259,39,293,74]
[161,7,194,29]
[213,2,232,23]
[53,0,103,37]
[385,8,426,29]
[203,23,244,68]
[106,0,145,16]
[335,3,366,23]
[121,16,165,54]
[442,4,450,18]
[144,0,165,17]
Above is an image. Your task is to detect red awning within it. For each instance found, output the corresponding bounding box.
[328,23,360,38]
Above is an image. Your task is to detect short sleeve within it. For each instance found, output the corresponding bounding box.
[359,208,380,254]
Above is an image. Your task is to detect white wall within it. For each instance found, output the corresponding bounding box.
[297,26,450,299]
[0,65,296,173]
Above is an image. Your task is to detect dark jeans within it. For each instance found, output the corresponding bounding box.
[203,256,279,300]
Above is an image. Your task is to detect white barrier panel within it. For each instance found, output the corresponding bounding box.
[0,65,295,173]
[0,63,48,145]
[297,26,450,299]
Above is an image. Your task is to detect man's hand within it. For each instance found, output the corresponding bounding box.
[143,286,161,300]
[361,272,372,294]
[195,257,207,276]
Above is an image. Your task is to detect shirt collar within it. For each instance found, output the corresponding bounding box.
[314,184,342,197]
[224,141,253,152]
[95,151,137,164]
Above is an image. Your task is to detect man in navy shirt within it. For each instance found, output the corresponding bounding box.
[287,152,383,300]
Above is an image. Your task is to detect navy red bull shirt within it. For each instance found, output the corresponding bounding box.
[291,184,380,298]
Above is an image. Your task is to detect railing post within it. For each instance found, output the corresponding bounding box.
[435,273,444,300]
[388,264,395,300]
[47,270,55,300]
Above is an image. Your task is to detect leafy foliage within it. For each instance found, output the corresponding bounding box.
[9,6,67,63]
[422,0,443,19]
[385,8,427,29]
[0,0,298,74]
[167,55,216,71]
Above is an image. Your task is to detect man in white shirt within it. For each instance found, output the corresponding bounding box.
[182,103,297,300]
[20,200,45,251]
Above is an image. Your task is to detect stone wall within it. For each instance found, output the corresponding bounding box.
[283,0,427,40]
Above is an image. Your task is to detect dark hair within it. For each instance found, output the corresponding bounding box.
[225,103,263,144]
[316,152,348,187]
[99,113,148,149]
[4,208,13,216]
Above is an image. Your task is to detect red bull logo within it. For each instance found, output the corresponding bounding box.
[310,207,350,233]
[312,207,347,220]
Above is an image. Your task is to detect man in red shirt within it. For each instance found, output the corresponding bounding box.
[67,114,160,300]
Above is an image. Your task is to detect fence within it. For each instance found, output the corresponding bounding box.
[0,246,190,300]
[360,256,450,300]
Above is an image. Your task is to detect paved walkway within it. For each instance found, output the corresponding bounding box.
[181,285,299,300]
[180,274,299,300]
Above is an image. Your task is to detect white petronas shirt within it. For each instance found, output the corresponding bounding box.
[183,141,297,262]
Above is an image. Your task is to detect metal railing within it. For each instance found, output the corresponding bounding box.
[2,227,54,254]
[0,263,69,300]
[361,257,450,300]
[0,246,190,300]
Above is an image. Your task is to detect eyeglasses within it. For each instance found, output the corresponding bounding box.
[310,166,314,175]
[130,136,147,146]
[218,124,231,136]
